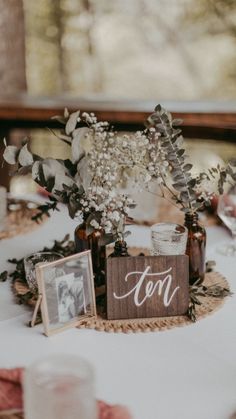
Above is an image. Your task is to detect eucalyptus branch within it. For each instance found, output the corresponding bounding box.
[159,112,193,211]
[145,104,236,215]
[159,172,185,209]
[145,186,182,211]
[187,265,232,323]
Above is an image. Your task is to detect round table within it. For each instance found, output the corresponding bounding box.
[0,197,235,419]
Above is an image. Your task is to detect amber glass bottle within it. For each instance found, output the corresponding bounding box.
[109,240,130,257]
[74,221,106,286]
[74,220,88,252]
[184,212,206,285]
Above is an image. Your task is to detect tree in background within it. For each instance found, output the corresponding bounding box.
[183,0,236,97]
[23,0,102,95]
[0,0,27,93]
[21,0,236,100]
[0,0,27,188]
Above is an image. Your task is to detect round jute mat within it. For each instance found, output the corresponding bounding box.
[0,199,47,240]
[12,247,230,334]
[77,271,229,334]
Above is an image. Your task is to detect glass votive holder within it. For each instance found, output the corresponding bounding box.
[24,354,97,419]
[24,252,62,293]
[151,222,188,255]
[0,186,7,232]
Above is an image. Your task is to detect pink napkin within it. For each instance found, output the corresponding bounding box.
[0,368,23,412]
[0,368,132,419]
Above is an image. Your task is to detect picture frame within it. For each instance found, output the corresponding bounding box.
[36,250,97,336]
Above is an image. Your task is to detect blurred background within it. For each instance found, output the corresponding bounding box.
[0,0,235,194]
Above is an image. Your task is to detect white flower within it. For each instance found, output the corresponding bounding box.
[90,219,100,229]
[110,210,120,222]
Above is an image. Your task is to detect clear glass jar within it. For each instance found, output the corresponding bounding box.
[24,354,97,419]
[151,223,188,255]
[24,252,62,293]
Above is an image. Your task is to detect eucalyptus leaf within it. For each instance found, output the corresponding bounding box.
[188,179,196,188]
[172,183,187,191]
[64,108,69,118]
[172,118,183,126]
[32,161,45,184]
[68,197,80,219]
[3,146,19,164]
[180,191,190,202]
[177,149,185,157]
[17,165,34,176]
[155,104,162,113]
[71,127,90,163]
[77,156,92,191]
[0,271,8,282]
[172,168,182,177]
[51,115,67,124]
[123,230,131,238]
[65,110,80,135]
[183,164,193,172]
[18,144,34,167]
[173,174,185,182]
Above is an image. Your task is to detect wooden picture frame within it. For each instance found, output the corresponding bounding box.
[36,251,96,336]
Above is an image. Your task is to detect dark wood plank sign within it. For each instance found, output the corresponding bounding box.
[106,255,189,320]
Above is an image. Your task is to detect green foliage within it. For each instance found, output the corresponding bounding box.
[31,196,59,223]
[0,271,8,282]
[147,104,236,213]
[188,278,232,322]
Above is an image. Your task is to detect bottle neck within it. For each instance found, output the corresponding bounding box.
[184,211,199,227]
[113,240,129,257]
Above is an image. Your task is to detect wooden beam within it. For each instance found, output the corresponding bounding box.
[0,95,235,140]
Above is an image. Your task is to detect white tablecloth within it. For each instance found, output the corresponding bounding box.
[0,202,235,419]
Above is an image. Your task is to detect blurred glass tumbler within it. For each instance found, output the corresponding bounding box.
[0,186,7,232]
[24,354,97,419]
[151,223,188,255]
[24,252,62,293]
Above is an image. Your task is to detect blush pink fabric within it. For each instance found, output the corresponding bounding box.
[0,368,23,412]
[0,368,132,419]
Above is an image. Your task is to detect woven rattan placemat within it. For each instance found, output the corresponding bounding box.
[12,247,230,333]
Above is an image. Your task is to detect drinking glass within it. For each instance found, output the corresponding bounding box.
[24,354,97,419]
[24,252,62,293]
[151,223,188,255]
[217,187,236,256]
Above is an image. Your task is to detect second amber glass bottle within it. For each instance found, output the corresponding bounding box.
[184,212,206,285]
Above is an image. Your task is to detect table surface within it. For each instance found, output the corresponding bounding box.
[0,198,235,419]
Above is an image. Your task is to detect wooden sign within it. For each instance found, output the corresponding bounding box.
[106,255,189,320]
